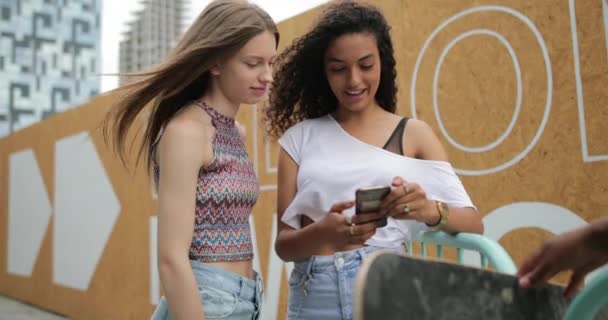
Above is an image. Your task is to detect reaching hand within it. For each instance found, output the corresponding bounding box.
[517,224,608,298]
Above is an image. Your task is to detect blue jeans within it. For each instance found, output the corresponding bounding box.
[287,246,400,320]
[151,261,263,320]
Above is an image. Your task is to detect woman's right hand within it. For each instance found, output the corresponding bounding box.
[318,201,386,249]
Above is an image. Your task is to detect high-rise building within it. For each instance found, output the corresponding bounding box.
[119,0,187,84]
[0,0,101,137]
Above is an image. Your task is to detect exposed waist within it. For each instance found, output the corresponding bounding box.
[197,260,255,280]
[190,260,260,301]
[309,244,368,256]
[293,246,397,274]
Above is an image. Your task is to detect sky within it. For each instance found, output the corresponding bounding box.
[100,0,330,92]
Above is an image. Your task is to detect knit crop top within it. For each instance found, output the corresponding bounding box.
[153,101,259,262]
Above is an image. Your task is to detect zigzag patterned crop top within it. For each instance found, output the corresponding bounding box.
[153,100,259,262]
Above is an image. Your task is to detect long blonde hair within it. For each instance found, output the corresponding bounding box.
[103,0,279,169]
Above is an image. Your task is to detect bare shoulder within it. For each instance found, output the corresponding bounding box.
[406,118,435,137]
[163,108,211,143]
[404,118,448,161]
[157,105,215,167]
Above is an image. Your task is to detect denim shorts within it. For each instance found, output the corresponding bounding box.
[287,246,402,320]
[151,260,263,320]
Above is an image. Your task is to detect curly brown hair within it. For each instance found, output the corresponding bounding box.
[265,0,397,138]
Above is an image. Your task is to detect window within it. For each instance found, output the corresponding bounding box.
[1,6,10,20]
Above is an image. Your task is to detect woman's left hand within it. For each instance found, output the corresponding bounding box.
[380,176,440,225]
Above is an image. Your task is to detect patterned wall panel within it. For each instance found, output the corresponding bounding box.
[0,0,101,137]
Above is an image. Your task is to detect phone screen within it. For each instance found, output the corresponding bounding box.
[355,186,391,214]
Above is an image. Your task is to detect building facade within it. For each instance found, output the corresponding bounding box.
[0,0,101,137]
[119,0,186,84]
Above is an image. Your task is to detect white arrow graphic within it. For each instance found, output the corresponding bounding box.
[8,149,52,276]
[53,132,120,290]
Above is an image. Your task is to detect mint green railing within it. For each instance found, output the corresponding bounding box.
[407,231,517,274]
[563,267,608,320]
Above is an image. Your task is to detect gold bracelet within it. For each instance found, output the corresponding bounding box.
[425,200,442,227]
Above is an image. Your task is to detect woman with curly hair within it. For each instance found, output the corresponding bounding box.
[266,1,483,319]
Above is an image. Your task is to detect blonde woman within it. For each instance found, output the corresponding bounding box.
[104,1,278,319]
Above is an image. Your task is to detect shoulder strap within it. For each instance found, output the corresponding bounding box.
[193,100,235,126]
[382,117,409,155]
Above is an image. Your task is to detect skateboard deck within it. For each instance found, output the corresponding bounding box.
[354,251,574,320]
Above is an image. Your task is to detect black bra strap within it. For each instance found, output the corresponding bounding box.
[382,117,409,155]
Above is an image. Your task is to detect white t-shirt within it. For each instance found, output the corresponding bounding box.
[278,115,476,248]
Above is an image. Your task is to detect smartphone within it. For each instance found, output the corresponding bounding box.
[355,185,391,227]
